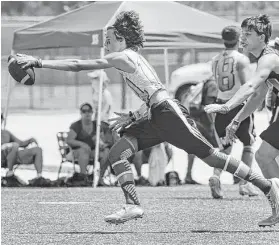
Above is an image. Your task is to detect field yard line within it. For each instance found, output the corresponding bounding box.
[38,201,93,205]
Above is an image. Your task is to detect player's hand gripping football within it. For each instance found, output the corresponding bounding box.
[225,119,240,145]
[108,112,133,132]
[204,104,230,114]
[16,53,42,69]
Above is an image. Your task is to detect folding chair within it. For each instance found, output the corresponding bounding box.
[56,132,96,179]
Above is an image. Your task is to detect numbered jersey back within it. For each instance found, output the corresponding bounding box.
[212,50,244,101]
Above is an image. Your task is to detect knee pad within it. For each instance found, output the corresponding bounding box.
[205,149,249,179]
[108,136,137,164]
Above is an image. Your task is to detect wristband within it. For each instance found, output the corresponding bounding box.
[36,59,43,68]
[222,105,230,114]
[232,119,240,128]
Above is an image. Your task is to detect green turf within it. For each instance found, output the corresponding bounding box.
[1,185,279,245]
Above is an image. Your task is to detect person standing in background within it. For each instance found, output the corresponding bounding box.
[87,70,113,123]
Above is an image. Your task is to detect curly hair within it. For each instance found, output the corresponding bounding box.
[108,10,145,51]
[241,14,272,43]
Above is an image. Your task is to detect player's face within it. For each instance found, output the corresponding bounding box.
[241,27,263,52]
[105,29,123,53]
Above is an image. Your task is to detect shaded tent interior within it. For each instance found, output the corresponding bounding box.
[12,1,238,88]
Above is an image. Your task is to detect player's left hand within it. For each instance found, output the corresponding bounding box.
[108,112,133,132]
[204,104,229,114]
[16,53,42,69]
[225,120,240,145]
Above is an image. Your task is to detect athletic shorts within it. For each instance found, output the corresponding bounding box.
[260,119,279,150]
[121,99,214,159]
[215,104,255,148]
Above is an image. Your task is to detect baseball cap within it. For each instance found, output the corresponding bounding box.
[79,102,93,111]
[87,70,109,82]
[221,26,241,44]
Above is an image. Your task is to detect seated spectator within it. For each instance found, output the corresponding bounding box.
[66,103,114,186]
[1,113,44,186]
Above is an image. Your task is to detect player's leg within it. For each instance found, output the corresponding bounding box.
[255,120,279,226]
[152,100,267,191]
[257,120,279,179]
[104,119,162,224]
[255,141,279,179]
[209,147,231,199]
[238,145,259,196]
[208,112,232,198]
[153,99,278,226]
[236,114,258,196]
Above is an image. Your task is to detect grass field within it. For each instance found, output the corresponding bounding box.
[1,185,279,245]
[2,108,278,244]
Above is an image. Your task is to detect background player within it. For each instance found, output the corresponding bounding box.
[209,25,258,198]
[205,14,279,227]
[16,11,278,227]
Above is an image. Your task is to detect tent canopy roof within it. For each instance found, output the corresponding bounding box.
[13,1,237,50]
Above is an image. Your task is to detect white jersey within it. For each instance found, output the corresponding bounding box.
[212,50,247,101]
[117,49,166,105]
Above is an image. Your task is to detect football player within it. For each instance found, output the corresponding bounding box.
[205,14,279,227]
[16,11,278,227]
[209,25,258,199]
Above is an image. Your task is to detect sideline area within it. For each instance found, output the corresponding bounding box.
[2,109,270,184]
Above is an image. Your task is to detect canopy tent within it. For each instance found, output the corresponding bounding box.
[12,1,238,51]
[8,1,239,186]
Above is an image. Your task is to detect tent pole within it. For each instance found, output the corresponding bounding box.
[4,49,15,129]
[93,47,105,188]
[164,48,169,91]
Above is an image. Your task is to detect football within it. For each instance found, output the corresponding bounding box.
[8,55,35,86]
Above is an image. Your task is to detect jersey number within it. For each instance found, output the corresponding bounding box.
[215,57,235,92]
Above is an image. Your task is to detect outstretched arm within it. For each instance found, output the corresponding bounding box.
[234,82,269,122]
[224,83,269,144]
[16,52,136,73]
[225,54,275,110]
